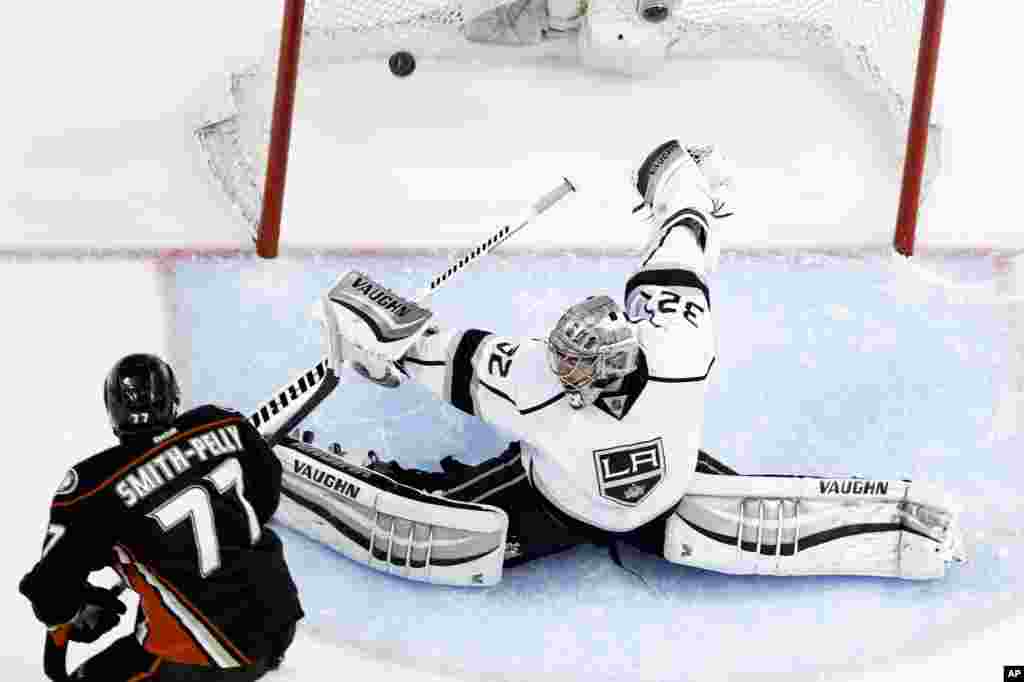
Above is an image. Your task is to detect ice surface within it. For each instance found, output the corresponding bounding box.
[174,252,1024,681]
[4,1,1023,678]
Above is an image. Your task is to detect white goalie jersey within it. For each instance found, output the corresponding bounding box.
[402,222,714,532]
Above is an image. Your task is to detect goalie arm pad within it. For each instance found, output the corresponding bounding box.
[400,324,537,438]
[625,227,716,381]
[273,438,508,586]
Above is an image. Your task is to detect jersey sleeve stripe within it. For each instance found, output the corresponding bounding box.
[403,357,446,367]
[449,329,492,416]
[52,416,244,508]
[647,357,716,383]
[625,268,711,308]
[661,209,709,249]
[640,209,709,269]
[520,392,566,415]
[478,379,516,406]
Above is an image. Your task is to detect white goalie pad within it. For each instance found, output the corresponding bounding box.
[274,439,508,587]
[664,473,965,580]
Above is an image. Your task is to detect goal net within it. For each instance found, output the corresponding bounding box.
[195,0,944,257]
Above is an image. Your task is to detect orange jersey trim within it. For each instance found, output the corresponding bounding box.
[148,565,253,666]
[121,562,212,666]
[53,417,243,508]
[118,546,252,667]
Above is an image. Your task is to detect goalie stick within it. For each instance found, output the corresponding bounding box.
[248,177,576,439]
[417,177,576,299]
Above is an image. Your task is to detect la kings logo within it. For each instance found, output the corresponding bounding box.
[593,437,666,506]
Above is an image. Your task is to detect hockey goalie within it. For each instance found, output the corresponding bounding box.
[269,139,965,588]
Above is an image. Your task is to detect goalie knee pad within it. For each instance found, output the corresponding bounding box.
[663,474,964,580]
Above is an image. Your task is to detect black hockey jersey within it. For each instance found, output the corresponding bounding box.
[19,404,303,668]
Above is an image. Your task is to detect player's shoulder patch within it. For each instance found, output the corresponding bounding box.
[55,468,79,497]
[54,443,142,506]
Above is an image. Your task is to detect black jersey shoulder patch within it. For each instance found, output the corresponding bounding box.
[55,468,79,496]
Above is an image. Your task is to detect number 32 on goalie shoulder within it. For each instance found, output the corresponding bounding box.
[637,290,705,329]
[487,342,520,378]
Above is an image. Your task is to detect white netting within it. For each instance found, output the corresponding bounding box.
[195,0,941,236]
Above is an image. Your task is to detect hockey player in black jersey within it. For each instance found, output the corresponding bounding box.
[19,354,303,681]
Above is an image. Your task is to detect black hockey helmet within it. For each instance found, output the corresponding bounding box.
[103,354,180,438]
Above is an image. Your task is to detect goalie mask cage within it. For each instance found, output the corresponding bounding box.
[195,0,945,259]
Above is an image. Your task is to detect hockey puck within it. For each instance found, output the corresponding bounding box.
[388,51,416,78]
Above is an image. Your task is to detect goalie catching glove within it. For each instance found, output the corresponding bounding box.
[318,271,435,387]
[632,141,738,273]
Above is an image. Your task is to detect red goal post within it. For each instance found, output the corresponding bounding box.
[238,0,947,259]
[893,0,946,258]
[257,0,306,259]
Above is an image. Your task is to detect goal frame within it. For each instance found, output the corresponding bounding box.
[254,0,946,259]
[893,0,946,257]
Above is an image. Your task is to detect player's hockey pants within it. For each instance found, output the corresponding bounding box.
[70,623,296,681]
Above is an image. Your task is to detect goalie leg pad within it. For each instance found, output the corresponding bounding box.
[664,474,964,580]
[274,439,508,587]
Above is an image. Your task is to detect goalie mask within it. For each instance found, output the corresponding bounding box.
[104,354,181,439]
[547,296,640,409]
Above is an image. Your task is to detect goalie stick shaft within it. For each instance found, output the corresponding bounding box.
[421,177,576,299]
[248,178,576,438]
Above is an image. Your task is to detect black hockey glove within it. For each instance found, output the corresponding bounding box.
[63,584,127,644]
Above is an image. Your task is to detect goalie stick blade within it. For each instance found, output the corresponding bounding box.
[249,359,339,445]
